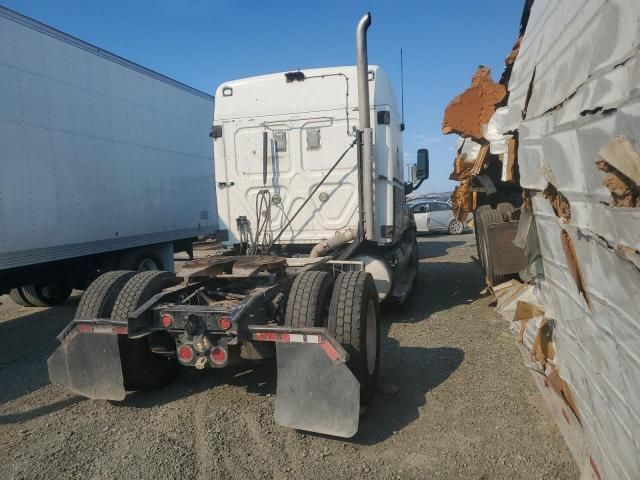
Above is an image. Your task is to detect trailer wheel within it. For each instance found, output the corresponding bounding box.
[110,271,180,392]
[21,281,73,307]
[474,203,514,285]
[75,271,136,319]
[328,271,380,403]
[118,249,162,271]
[9,288,33,307]
[284,271,334,328]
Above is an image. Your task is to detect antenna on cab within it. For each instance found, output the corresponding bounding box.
[400,48,405,132]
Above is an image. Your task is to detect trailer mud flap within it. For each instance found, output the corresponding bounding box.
[487,221,527,275]
[47,322,126,401]
[250,326,360,438]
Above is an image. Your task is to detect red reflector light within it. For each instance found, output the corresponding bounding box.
[320,341,340,362]
[210,346,228,366]
[177,345,194,363]
[112,326,128,335]
[218,316,232,330]
[78,324,94,333]
[253,332,278,342]
[160,314,173,328]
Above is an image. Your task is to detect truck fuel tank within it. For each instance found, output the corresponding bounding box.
[352,255,394,301]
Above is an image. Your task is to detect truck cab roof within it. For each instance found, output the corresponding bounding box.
[214,65,398,121]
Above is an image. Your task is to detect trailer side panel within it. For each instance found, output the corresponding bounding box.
[0,7,217,270]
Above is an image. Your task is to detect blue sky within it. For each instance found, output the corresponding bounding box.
[3,0,524,193]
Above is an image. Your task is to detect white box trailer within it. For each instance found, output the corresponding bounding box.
[0,6,217,306]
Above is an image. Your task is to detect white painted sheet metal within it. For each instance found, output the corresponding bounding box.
[0,7,217,269]
[495,1,640,478]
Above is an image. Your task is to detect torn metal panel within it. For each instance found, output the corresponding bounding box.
[515,342,593,480]
[448,5,640,475]
[530,193,640,480]
[507,0,640,121]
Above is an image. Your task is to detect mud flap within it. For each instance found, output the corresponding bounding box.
[487,221,527,275]
[47,322,126,401]
[250,326,360,438]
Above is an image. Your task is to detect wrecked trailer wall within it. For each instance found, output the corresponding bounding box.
[498,0,640,478]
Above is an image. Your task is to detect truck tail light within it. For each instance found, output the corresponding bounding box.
[177,345,194,363]
[160,314,173,328]
[210,346,228,366]
[218,316,231,330]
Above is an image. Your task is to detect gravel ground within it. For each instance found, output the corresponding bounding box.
[0,233,578,479]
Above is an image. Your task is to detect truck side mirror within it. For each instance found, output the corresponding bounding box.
[416,149,429,180]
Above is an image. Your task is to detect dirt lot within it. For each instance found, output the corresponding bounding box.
[0,233,577,479]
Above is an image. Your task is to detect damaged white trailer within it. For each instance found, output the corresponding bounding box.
[445,1,640,479]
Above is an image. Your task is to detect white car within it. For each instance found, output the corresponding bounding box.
[411,201,464,235]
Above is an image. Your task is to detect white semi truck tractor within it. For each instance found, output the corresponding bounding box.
[48,12,429,438]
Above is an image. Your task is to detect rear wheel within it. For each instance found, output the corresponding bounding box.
[21,281,73,307]
[328,271,380,403]
[110,271,180,392]
[9,288,32,307]
[76,271,136,319]
[284,271,334,328]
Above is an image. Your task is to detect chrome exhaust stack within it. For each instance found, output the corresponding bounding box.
[356,12,375,241]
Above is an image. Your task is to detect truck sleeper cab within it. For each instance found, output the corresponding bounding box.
[213,65,407,248]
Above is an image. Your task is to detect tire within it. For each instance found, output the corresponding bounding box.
[118,249,162,271]
[110,271,180,392]
[328,271,380,403]
[448,219,464,235]
[9,288,33,307]
[284,271,335,328]
[497,202,516,221]
[76,271,136,319]
[474,204,513,285]
[408,228,419,269]
[21,281,73,307]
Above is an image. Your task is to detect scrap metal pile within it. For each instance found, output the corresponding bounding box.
[442,1,640,478]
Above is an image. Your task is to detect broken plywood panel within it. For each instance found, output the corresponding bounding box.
[598,136,640,185]
[542,183,571,224]
[596,136,640,207]
[442,67,506,141]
